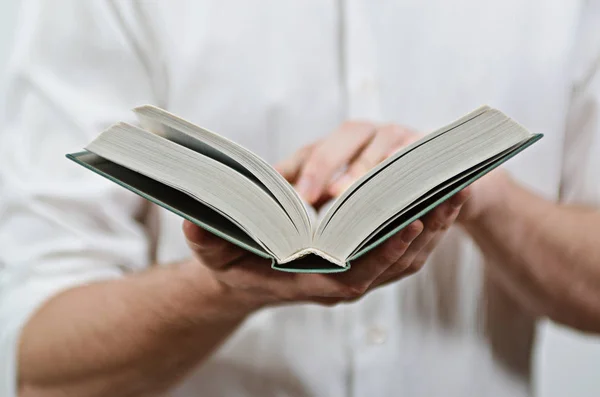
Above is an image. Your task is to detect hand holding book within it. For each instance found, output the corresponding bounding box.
[68,105,541,272]
[276,118,507,228]
[183,185,469,308]
[181,121,472,308]
[276,121,424,205]
[274,119,474,279]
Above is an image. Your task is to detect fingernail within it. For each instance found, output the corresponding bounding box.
[296,177,314,202]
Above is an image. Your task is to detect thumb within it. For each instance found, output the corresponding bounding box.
[182,221,246,269]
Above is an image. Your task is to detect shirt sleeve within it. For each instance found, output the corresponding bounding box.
[0,1,165,395]
[559,0,600,207]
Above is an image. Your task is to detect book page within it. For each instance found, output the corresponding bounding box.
[313,107,534,261]
[134,105,312,241]
[347,135,541,261]
[86,123,307,261]
[68,152,271,258]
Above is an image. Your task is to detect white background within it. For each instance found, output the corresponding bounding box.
[0,2,598,396]
[0,0,19,110]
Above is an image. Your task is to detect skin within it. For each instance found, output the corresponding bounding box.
[17,121,600,397]
[282,121,600,330]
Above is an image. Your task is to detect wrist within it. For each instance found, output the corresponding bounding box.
[173,259,264,321]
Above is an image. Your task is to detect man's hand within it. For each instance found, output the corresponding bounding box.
[275,120,477,213]
[184,182,468,308]
[276,121,421,205]
[184,120,473,310]
[273,119,600,333]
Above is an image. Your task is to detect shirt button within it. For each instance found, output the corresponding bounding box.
[366,326,387,345]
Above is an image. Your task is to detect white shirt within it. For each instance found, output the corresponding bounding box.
[1,1,599,396]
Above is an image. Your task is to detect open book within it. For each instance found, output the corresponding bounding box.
[67,105,542,272]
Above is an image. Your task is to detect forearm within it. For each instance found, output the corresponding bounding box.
[464,175,600,332]
[18,260,251,397]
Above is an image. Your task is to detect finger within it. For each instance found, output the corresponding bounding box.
[328,126,421,198]
[321,220,423,298]
[274,142,318,183]
[371,263,422,288]
[182,221,247,269]
[369,223,438,287]
[312,192,336,211]
[295,121,376,203]
[376,230,446,289]
[409,198,464,267]
[370,201,457,287]
[205,254,299,310]
[328,125,416,196]
[449,187,472,208]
